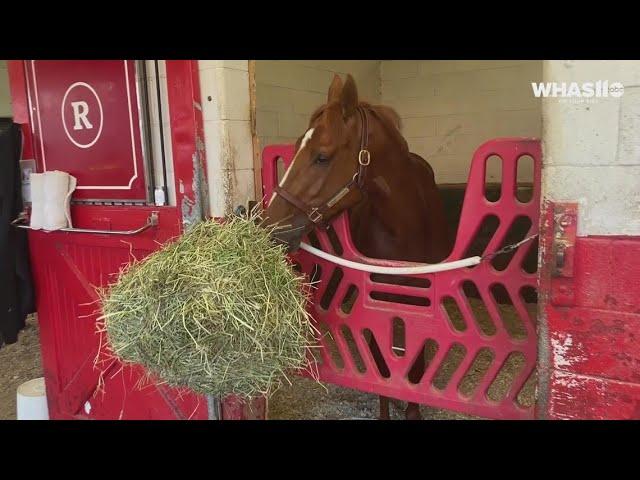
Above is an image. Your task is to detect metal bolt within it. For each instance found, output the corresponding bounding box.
[559,215,572,227]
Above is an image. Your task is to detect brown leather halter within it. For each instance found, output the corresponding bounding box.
[273,106,371,229]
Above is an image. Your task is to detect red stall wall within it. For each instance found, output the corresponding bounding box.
[538,202,640,419]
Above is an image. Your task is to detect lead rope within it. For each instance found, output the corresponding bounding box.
[297,234,538,275]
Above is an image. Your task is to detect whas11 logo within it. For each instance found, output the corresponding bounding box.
[531,80,624,100]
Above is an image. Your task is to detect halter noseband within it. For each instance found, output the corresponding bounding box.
[273,106,371,229]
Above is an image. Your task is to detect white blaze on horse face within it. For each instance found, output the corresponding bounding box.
[268,128,315,206]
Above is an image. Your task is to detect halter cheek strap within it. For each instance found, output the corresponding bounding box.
[273,106,371,229]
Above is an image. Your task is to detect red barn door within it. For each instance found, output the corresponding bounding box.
[9,60,210,419]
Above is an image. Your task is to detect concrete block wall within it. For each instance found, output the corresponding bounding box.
[542,60,640,236]
[539,60,640,420]
[255,61,381,150]
[198,61,255,217]
[381,60,543,184]
[0,61,12,117]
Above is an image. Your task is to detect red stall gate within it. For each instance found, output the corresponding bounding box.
[263,138,541,419]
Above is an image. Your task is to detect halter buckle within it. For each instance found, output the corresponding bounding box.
[358,149,371,166]
[308,208,323,224]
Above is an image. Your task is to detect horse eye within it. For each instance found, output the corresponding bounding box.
[314,154,330,165]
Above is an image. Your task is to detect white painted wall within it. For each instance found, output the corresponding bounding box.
[0,61,12,117]
[198,61,255,217]
[255,61,380,149]
[381,60,543,184]
[542,60,640,236]
[253,60,543,185]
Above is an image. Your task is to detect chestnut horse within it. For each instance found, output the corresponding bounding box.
[263,74,450,420]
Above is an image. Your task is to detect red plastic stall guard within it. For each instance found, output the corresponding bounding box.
[262,138,541,419]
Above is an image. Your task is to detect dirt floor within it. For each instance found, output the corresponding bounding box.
[268,376,480,420]
[0,315,43,420]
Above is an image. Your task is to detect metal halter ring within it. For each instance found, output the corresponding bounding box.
[358,149,371,166]
[308,208,323,224]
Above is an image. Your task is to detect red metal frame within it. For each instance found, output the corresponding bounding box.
[166,60,210,225]
[263,138,541,419]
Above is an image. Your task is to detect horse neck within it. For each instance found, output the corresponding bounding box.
[353,136,425,238]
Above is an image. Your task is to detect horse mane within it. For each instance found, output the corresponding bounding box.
[309,101,409,155]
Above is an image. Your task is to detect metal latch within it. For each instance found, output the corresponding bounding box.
[550,202,578,306]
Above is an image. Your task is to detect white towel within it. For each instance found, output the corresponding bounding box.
[42,171,77,231]
[29,173,46,230]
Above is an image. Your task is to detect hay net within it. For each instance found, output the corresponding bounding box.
[98,214,318,400]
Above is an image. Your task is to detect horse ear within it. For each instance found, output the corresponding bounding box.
[341,74,358,119]
[327,74,343,103]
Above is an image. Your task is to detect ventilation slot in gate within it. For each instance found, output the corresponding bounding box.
[306,231,322,249]
[462,281,496,336]
[458,347,494,398]
[520,285,538,321]
[516,370,537,408]
[522,237,539,274]
[370,291,430,307]
[392,317,405,357]
[363,329,390,379]
[485,155,502,202]
[320,267,344,310]
[340,285,359,315]
[340,325,366,373]
[491,216,532,271]
[407,338,439,385]
[318,322,344,370]
[463,214,500,261]
[486,352,526,402]
[432,343,467,390]
[276,156,286,183]
[516,155,534,203]
[370,273,430,288]
[309,264,323,288]
[490,284,527,340]
[326,224,344,256]
[442,296,466,332]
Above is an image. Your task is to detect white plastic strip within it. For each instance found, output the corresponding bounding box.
[299,242,481,275]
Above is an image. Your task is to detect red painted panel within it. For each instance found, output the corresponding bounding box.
[611,239,640,314]
[262,138,541,420]
[28,206,208,420]
[24,60,147,201]
[539,202,640,419]
[547,370,640,420]
[574,238,613,311]
[548,307,640,384]
[84,365,207,420]
[165,60,210,224]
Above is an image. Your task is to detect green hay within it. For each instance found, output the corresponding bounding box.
[98,214,317,400]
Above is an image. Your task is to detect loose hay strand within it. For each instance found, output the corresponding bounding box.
[99,213,318,400]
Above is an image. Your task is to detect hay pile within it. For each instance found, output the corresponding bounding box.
[98,215,317,399]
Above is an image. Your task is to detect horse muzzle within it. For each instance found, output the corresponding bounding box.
[263,215,308,253]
